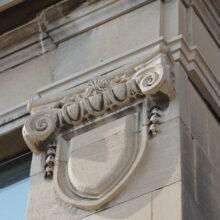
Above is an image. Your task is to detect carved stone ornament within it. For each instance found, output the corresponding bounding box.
[22,55,174,210]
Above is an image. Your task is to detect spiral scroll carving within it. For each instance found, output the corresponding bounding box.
[35,118,50,131]
[132,66,164,95]
[22,110,61,154]
[141,72,159,87]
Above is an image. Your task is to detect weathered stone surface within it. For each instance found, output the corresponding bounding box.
[162,0,180,40]
[52,1,161,81]
[182,184,205,220]
[99,117,180,207]
[68,116,136,196]
[188,81,208,154]
[180,123,196,200]
[152,182,182,220]
[0,52,53,112]
[179,78,220,220]
[22,48,179,214]
[26,116,181,218]
[207,111,220,172]
[176,63,189,127]
[183,0,220,48]
[83,193,151,220]
[0,38,56,73]
[26,172,93,220]
[23,55,172,155]
[55,113,147,210]
[1,0,219,219]
[195,141,220,220]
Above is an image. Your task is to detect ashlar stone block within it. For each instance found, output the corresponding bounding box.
[83,193,151,220]
[195,141,220,220]
[188,81,208,154]
[152,181,182,220]
[52,1,161,81]
[0,52,53,112]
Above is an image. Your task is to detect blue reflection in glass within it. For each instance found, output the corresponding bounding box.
[0,178,29,220]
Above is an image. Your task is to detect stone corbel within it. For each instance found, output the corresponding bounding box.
[132,60,174,100]
[22,56,174,155]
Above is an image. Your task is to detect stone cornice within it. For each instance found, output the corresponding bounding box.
[0,102,28,135]
[168,36,220,117]
[0,0,155,73]
[1,0,220,74]
[182,0,220,48]
[1,37,165,136]
[28,37,220,118]
[0,0,85,73]
[29,39,167,111]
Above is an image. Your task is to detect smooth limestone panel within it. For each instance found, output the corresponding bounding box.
[26,171,92,220]
[30,154,44,176]
[26,117,181,220]
[67,114,139,198]
[83,193,151,220]
[0,51,53,112]
[108,117,181,207]
[152,181,182,220]
[179,1,187,42]
[162,0,179,40]
[52,1,161,81]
